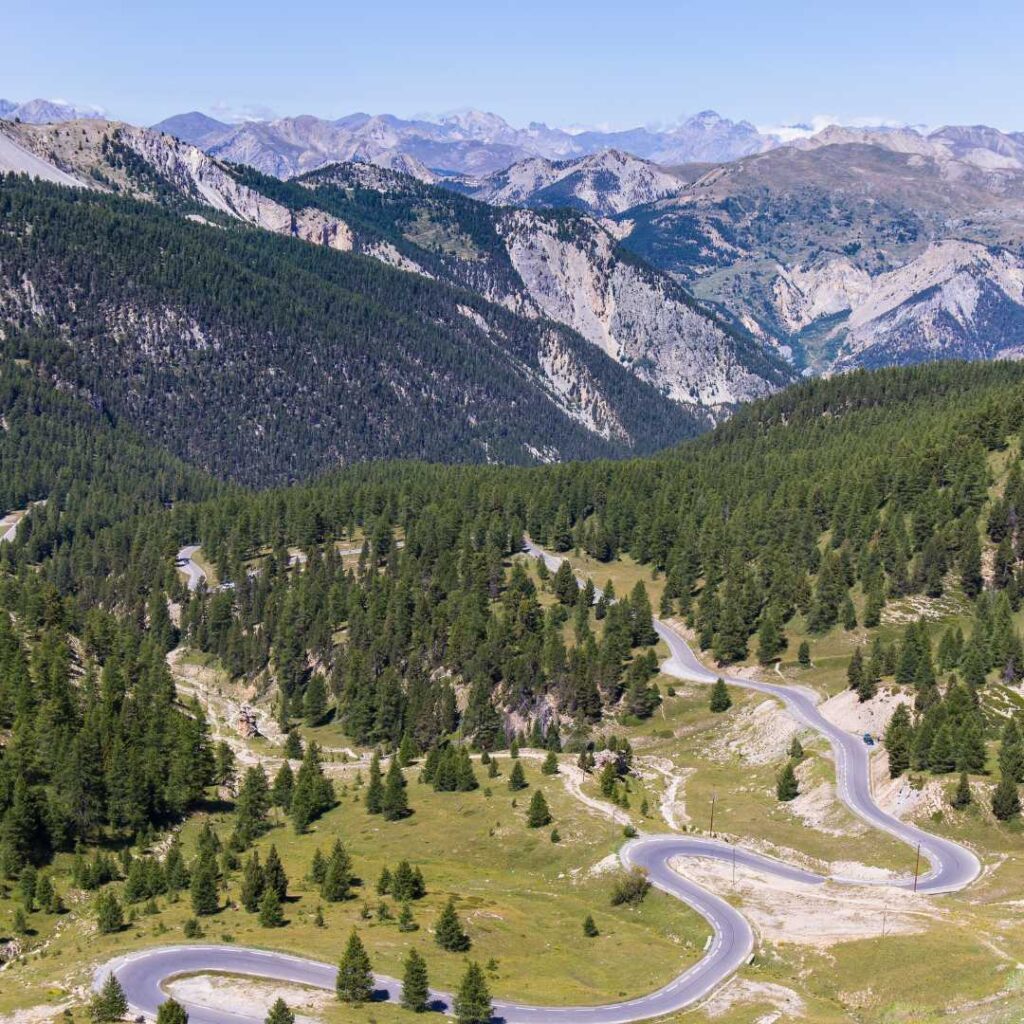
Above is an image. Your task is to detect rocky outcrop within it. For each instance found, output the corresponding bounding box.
[456,149,685,216]
[622,129,1024,372]
[0,120,355,252]
[766,242,1024,370]
[499,211,782,408]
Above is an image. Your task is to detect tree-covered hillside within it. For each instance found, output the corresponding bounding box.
[9,360,1022,759]
[3,358,1024,1013]
[0,175,707,485]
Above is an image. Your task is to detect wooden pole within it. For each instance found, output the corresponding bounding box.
[913,843,921,892]
[709,791,717,836]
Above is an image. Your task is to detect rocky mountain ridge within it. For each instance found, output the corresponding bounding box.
[151,107,779,177]
[0,97,105,123]
[615,133,1024,372]
[448,149,685,216]
[0,118,788,412]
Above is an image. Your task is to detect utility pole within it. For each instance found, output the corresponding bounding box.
[881,902,887,938]
[913,843,921,892]
[732,843,737,885]
[709,791,717,836]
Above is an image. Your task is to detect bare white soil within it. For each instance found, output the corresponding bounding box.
[672,856,942,948]
[707,697,799,765]
[166,975,331,1024]
[702,977,806,1021]
[819,687,911,738]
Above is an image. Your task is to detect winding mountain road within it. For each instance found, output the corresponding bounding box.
[97,540,980,1024]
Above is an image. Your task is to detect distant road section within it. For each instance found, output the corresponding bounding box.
[175,545,207,592]
[0,508,29,544]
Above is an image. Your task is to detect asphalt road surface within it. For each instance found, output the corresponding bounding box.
[175,545,207,592]
[99,540,980,1023]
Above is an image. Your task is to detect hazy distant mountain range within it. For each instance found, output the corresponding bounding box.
[145,107,776,177]
[0,97,104,123]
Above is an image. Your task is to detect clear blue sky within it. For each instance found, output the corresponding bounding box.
[5,0,1022,131]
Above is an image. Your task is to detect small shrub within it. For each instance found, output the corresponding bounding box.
[610,868,651,906]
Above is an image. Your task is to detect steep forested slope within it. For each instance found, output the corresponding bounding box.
[241,161,793,406]
[17,360,1020,748]
[0,176,707,484]
[0,120,793,413]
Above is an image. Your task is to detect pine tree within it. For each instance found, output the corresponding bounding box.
[709,678,731,713]
[999,720,1024,783]
[263,845,288,900]
[992,772,1021,820]
[455,747,479,791]
[265,999,294,1024]
[856,669,878,704]
[551,507,573,552]
[95,891,125,934]
[928,723,957,774]
[434,898,470,952]
[271,762,295,810]
[290,743,334,833]
[365,752,384,814]
[391,859,425,901]
[453,961,492,1024]
[284,731,304,760]
[951,771,972,809]
[258,885,285,927]
[797,641,811,667]
[788,737,804,761]
[382,757,410,820]
[847,648,864,692]
[321,840,352,902]
[527,790,552,828]
[240,851,265,912]
[303,673,328,725]
[776,761,799,802]
[398,900,417,932]
[401,949,430,1013]
[961,531,983,598]
[234,765,271,845]
[336,929,374,1003]
[629,582,659,647]
[308,848,327,885]
[623,664,661,719]
[598,760,618,797]
[582,914,599,937]
[91,974,129,1022]
[190,855,219,916]
[508,760,527,791]
[34,874,56,915]
[553,561,578,604]
[397,734,417,767]
[884,704,913,778]
[541,750,559,775]
[756,607,785,664]
[156,1000,189,1024]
